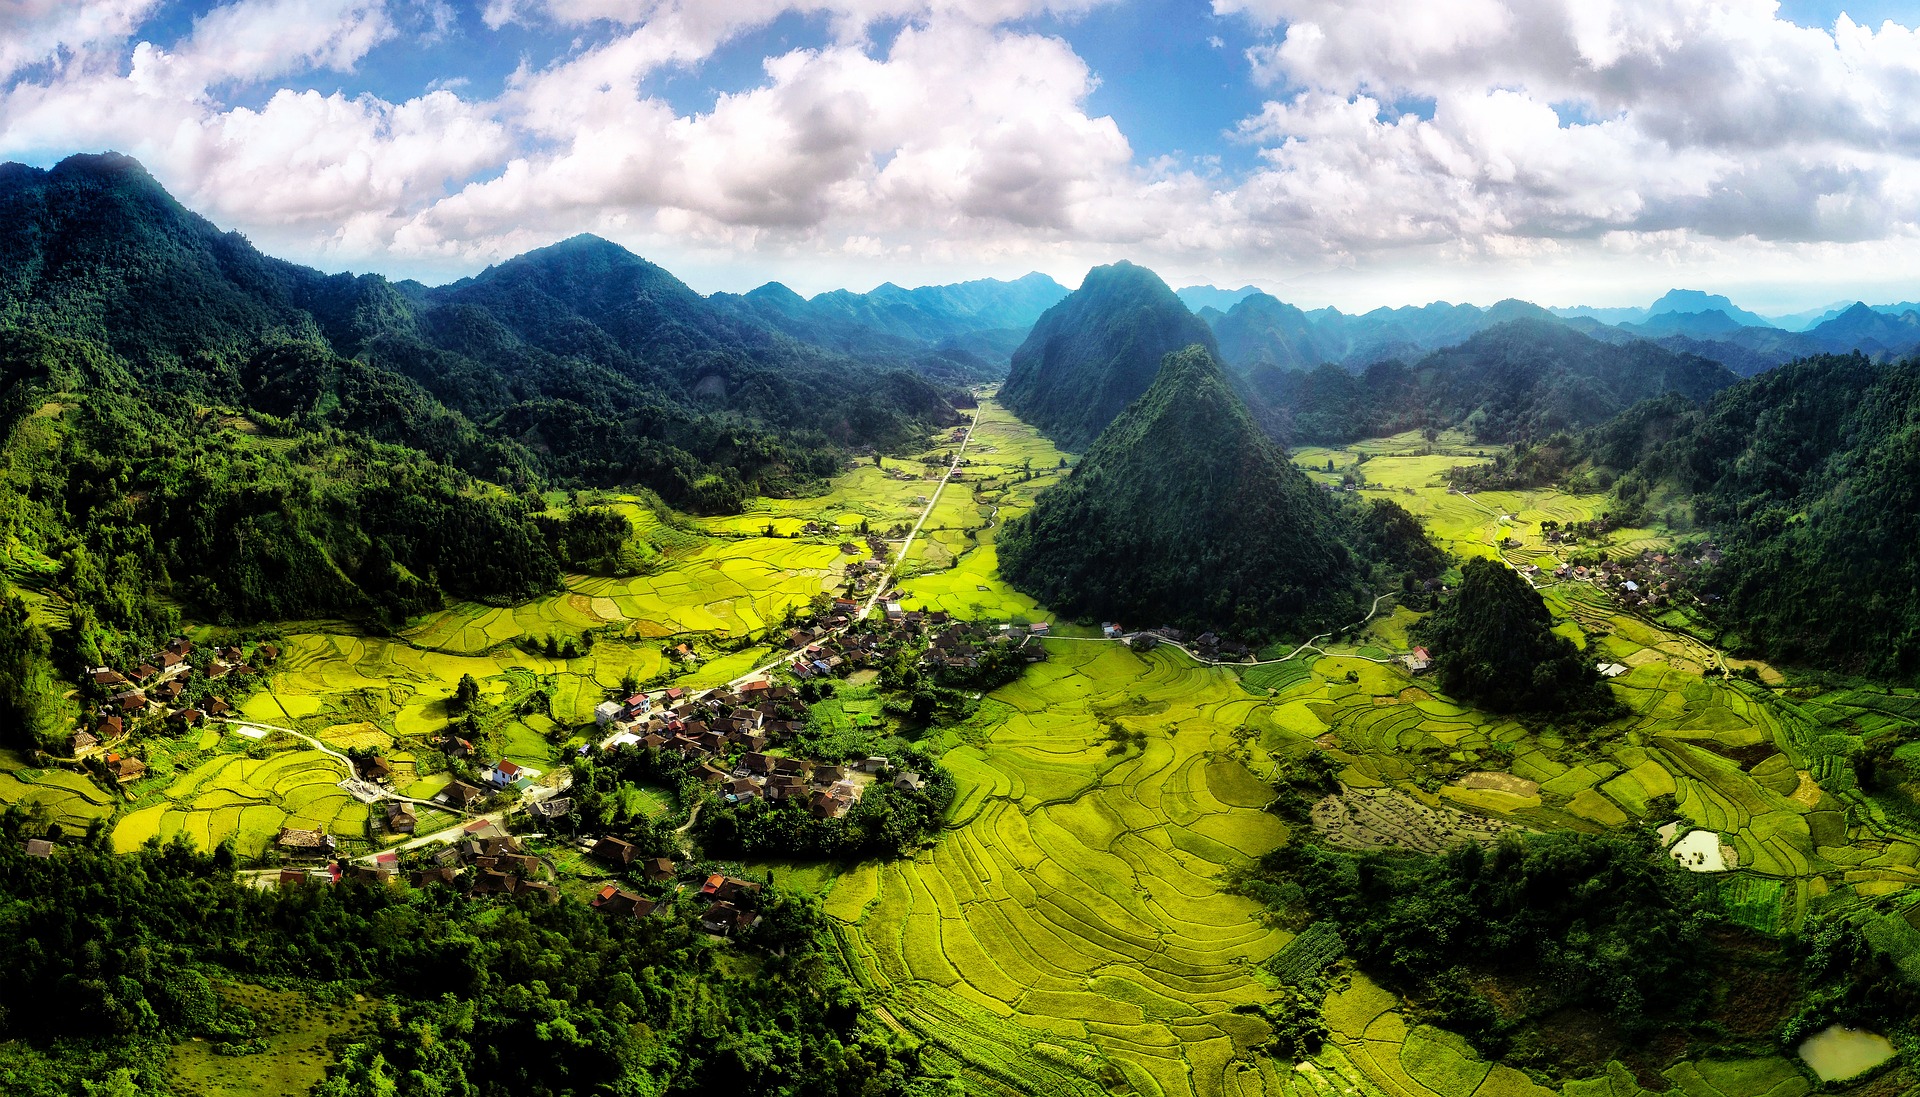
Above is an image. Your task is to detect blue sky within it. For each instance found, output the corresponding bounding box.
[7,1,1920,312]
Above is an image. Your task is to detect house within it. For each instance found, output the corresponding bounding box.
[70,729,103,758]
[410,867,459,888]
[700,874,763,903]
[724,778,761,803]
[766,775,807,802]
[1403,647,1433,674]
[24,838,54,858]
[443,780,487,811]
[595,700,623,725]
[593,885,657,919]
[105,753,147,783]
[893,771,926,793]
[1597,662,1629,678]
[256,644,279,664]
[701,901,756,935]
[1102,623,1122,639]
[132,663,159,682]
[357,754,390,782]
[91,667,129,688]
[384,801,417,835]
[167,638,193,658]
[279,869,313,888]
[441,736,475,759]
[809,790,849,819]
[516,879,560,903]
[859,756,889,773]
[484,759,527,789]
[276,828,334,859]
[526,796,572,820]
[172,708,206,729]
[812,765,847,788]
[590,836,640,866]
[643,856,676,883]
[205,697,231,717]
[116,692,148,715]
[471,868,515,895]
[344,864,395,886]
[158,651,183,670]
[151,679,182,703]
[1029,622,1051,635]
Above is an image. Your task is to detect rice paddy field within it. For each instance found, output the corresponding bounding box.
[18,404,1920,1096]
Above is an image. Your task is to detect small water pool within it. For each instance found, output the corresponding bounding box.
[1798,1025,1895,1082]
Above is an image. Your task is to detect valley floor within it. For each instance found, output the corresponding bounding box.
[8,404,1920,1096]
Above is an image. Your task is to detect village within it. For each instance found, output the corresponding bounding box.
[63,636,278,790]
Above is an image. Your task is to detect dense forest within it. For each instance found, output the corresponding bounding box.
[0,154,966,514]
[1237,319,1738,447]
[1551,354,1920,680]
[0,812,938,1096]
[1414,558,1617,722]
[999,346,1411,642]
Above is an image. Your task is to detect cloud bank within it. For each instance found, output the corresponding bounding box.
[7,0,1920,306]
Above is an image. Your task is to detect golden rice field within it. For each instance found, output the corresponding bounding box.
[111,749,364,856]
[16,403,1920,1096]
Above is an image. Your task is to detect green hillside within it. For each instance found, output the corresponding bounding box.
[999,345,1364,640]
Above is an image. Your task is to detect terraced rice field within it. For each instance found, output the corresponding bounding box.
[111,749,361,856]
[0,749,114,831]
[830,643,1289,1097]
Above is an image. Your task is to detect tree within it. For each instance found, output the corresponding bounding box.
[1415,558,1616,720]
[452,674,481,714]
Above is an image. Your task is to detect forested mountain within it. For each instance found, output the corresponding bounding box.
[1240,318,1738,445]
[999,261,1218,450]
[0,152,972,708]
[1584,354,1920,679]
[0,153,962,512]
[1210,292,1333,372]
[998,345,1371,641]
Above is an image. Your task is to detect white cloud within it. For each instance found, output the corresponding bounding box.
[0,0,159,80]
[9,0,1920,308]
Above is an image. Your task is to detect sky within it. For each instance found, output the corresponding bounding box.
[6,1,1920,312]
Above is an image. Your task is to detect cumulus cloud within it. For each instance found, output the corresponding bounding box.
[10,0,1920,305]
[0,0,159,80]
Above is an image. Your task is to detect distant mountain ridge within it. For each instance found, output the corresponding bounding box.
[709,271,1067,377]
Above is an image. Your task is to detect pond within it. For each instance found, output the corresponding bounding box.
[1798,1025,1896,1082]
[1667,828,1727,872]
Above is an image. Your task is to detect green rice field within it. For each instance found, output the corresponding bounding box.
[14,405,1920,1095]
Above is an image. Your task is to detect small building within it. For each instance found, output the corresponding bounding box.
[71,729,103,758]
[643,856,676,883]
[595,700,623,725]
[1403,647,1433,674]
[859,756,889,773]
[384,801,417,835]
[893,771,926,793]
[590,836,640,866]
[1029,622,1051,635]
[526,796,573,820]
[105,753,147,783]
[24,838,54,858]
[276,828,334,860]
[1597,662,1630,678]
[205,697,231,717]
[443,780,487,811]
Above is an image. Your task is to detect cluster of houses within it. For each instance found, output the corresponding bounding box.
[274,818,558,899]
[69,637,276,781]
[423,735,544,815]
[584,839,765,935]
[1550,546,1720,611]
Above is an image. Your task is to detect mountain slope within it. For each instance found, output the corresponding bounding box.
[1209,292,1333,372]
[1245,319,1739,445]
[998,345,1361,640]
[1000,261,1218,450]
[1647,289,1774,328]
[0,154,962,514]
[707,272,1066,376]
[1595,355,1920,679]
